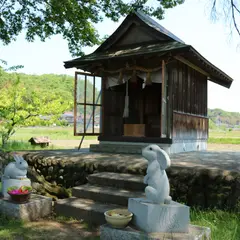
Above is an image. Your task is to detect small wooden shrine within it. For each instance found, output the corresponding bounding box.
[64,11,233,153]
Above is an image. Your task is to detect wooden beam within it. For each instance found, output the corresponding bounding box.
[175,55,209,77]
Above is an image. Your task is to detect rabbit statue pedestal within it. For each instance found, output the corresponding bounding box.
[128,198,190,233]
[1,176,31,198]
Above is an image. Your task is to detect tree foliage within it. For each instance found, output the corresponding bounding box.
[0,0,184,56]
[208,108,240,127]
[0,68,72,146]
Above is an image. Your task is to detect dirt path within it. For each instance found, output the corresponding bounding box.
[207,143,240,151]
[50,140,98,149]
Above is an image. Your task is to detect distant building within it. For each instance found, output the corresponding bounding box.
[60,112,74,124]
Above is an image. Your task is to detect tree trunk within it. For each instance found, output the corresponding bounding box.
[28,168,71,199]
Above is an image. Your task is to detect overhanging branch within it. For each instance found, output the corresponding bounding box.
[231,0,240,36]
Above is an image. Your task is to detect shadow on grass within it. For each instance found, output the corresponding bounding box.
[0,214,100,240]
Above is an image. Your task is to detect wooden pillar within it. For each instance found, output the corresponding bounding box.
[100,76,105,135]
[74,72,78,136]
[167,66,173,139]
[161,60,168,138]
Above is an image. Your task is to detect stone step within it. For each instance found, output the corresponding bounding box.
[90,144,142,154]
[88,172,146,191]
[72,183,145,206]
[55,197,121,225]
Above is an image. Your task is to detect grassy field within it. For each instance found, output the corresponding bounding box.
[0,209,238,240]
[209,130,240,138]
[9,127,240,142]
[9,127,97,141]
[208,130,240,144]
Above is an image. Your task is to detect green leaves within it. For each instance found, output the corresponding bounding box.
[0,0,184,56]
[0,70,72,146]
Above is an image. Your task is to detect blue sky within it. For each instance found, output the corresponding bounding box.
[1,0,240,112]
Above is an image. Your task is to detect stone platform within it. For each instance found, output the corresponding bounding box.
[20,149,240,173]
[0,194,52,221]
[19,150,240,211]
[100,224,211,240]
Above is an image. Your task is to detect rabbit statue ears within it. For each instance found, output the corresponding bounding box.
[156,146,171,170]
[13,154,24,163]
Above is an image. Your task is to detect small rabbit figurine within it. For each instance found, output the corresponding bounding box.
[3,154,28,179]
[142,144,172,204]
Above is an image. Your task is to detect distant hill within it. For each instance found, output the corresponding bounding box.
[208,108,240,129]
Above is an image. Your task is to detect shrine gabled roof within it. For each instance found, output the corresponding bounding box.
[132,10,184,43]
[65,41,188,65]
[94,10,184,53]
[64,11,233,88]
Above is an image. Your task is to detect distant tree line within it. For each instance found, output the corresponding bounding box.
[208,108,240,129]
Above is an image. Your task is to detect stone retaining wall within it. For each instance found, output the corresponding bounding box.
[1,152,239,210]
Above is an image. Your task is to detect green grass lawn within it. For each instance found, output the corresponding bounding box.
[208,130,240,144]
[191,209,239,240]
[2,126,97,151]
[10,127,240,141]
[1,141,60,151]
[9,126,97,141]
[0,209,238,240]
[208,137,240,144]
[209,130,240,138]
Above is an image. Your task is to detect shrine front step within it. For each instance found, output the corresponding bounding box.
[55,197,121,225]
[55,172,146,225]
[72,183,145,206]
[88,172,146,191]
[90,143,170,154]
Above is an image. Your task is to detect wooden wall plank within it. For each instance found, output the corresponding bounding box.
[172,112,208,140]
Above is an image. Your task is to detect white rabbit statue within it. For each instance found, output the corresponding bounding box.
[142,144,172,204]
[3,154,28,179]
